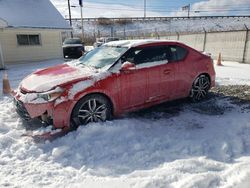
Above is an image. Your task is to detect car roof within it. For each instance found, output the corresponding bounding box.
[103,39,183,48]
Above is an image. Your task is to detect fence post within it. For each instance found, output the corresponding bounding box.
[110,27,114,37]
[123,27,126,39]
[155,28,159,39]
[243,24,249,63]
[97,30,100,38]
[93,29,96,39]
[203,27,207,52]
[176,32,180,40]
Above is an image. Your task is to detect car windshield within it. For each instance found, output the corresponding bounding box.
[64,38,82,44]
[77,46,128,69]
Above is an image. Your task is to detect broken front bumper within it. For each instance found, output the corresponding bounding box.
[13,91,75,129]
[13,98,31,121]
[13,97,54,124]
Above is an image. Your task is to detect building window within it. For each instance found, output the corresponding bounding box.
[17,34,41,46]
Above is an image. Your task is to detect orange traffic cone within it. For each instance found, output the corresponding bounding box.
[3,71,12,95]
[217,53,223,66]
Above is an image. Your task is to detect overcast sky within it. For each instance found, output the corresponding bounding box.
[50,0,250,18]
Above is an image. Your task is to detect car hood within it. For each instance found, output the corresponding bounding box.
[20,63,98,93]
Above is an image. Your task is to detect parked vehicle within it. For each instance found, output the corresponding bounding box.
[62,38,85,59]
[93,37,120,48]
[13,40,215,130]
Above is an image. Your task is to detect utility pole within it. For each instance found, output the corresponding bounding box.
[67,0,73,38]
[182,4,190,18]
[79,0,84,42]
[144,0,146,18]
[188,4,190,18]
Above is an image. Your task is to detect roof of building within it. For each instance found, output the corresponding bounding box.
[0,0,71,30]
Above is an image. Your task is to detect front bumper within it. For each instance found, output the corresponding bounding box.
[13,96,54,123]
[13,91,76,129]
[14,98,31,121]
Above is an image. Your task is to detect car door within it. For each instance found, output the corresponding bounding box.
[127,45,173,104]
[115,45,179,110]
[134,45,173,103]
[166,45,189,99]
[114,48,148,111]
[118,67,148,111]
[133,46,163,103]
[157,46,177,101]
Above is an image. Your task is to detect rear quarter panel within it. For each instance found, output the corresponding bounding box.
[179,44,215,94]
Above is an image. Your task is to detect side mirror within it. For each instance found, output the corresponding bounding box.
[120,61,136,72]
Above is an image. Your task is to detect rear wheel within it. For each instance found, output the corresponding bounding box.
[190,75,210,102]
[70,94,112,130]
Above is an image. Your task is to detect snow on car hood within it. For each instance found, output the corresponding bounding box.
[20,63,97,92]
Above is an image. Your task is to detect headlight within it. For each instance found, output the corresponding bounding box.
[37,87,64,102]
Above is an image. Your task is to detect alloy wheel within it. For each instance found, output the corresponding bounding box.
[191,75,210,101]
[78,99,107,124]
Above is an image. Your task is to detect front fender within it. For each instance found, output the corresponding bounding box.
[53,87,120,129]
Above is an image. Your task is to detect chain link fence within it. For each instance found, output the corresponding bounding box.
[66,16,250,63]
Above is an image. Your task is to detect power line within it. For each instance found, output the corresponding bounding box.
[55,2,250,9]
[60,4,250,13]
[75,0,250,9]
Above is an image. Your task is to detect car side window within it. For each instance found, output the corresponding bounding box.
[122,46,171,65]
[134,46,169,65]
[169,45,188,62]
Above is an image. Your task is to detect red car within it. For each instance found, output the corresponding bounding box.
[14,40,215,130]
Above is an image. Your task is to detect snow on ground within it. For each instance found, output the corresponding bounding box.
[0,60,250,187]
[70,17,250,36]
[215,61,250,86]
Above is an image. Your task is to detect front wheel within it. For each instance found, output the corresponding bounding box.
[190,75,210,102]
[70,94,112,130]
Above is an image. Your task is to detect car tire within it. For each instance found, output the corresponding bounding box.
[190,74,211,102]
[70,94,112,130]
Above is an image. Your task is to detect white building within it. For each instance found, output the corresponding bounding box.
[0,0,71,68]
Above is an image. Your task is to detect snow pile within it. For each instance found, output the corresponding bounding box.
[71,17,250,36]
[0,93,250,187]
[0,60,250,187]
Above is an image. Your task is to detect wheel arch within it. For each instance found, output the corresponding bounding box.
[71,92,115,117]
[200,73,211,83]
[192,72,211,87]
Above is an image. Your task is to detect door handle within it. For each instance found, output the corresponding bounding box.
[163,69,171,75]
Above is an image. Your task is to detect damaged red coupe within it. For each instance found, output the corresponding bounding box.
[14,40,215,130]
